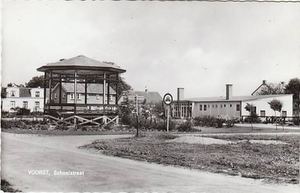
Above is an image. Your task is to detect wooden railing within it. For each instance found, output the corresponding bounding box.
[44,103,119,117]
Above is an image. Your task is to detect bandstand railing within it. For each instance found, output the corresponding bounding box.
[44,103,119,126]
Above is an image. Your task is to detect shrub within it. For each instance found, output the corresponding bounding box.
[194,116,217,127]
[177,120,194,132]
[156,120,176,131]
[55,123,69,131]
[215,118,225,128]
[1,120,25,129]
[225,119,234,128]
[292,117,300,125]
[103,123,114,130]
[244,114,261,123]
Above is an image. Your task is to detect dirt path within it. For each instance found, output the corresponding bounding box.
[2,133,299,192]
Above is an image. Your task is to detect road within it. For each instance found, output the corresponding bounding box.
[2,132,299,192]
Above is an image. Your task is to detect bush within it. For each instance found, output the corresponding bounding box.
[225,119,235,128]
[1,120,25,129]
[215,118,225,128]
[244,113,261,123]
[103,123,114,130]
[194,116,215,127]
[177,120,194,132]
[55,123,69,131]
[292,117,300,125]
[155,120,176,131]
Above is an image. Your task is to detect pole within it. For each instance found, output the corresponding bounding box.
[136,95,139,136]
[74,70,77,126]
[167,105,170,132]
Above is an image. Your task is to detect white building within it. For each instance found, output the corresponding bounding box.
[172,84,293,120]
[1,86,44,113]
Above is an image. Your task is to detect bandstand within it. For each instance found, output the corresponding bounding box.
[37,55,126,126]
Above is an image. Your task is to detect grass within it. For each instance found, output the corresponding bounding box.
[80,132,299,184]
[1,179,22,192]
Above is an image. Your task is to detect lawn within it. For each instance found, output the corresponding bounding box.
[80,132,299,184]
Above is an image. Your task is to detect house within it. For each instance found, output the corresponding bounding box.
[1,85,44,113]
[119,88,162,106]
[251,80,285,96]
[51,82,116,104]
[172,84,293,120]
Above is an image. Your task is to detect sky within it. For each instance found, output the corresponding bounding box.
[2,1,300,99]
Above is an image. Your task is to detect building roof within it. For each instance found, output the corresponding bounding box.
[185,94,292,103]
[57,83,116,95]
[127,91,162,103]
[37,55,126,74]
[251,80,285,95]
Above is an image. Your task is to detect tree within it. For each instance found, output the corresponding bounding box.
[285,78,300,114]
[152,102,165,119]
[268,99,283,129]
[26,75,44,88]
[112,76,132,99]
[245,103,258,130]
[1,87,7,98]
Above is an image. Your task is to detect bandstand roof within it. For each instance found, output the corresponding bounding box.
[37,55,126,75]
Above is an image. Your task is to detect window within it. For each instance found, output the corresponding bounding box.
[23,101,28,109]
[96,95,100,100]
[35,91,40,97]
[199,104,202,111]
[212,105,214,108]
[70,93,81,100]
[54,93,58,99]
[63,94,66,99]
[236,104,240,111]
[109,95,113,102]
[224,104,226,107]
[230,104,232,107]
[70,93,75,100]
[10,101,15,108]
[220,105,223,108]
[260,110,266,117]
[215,104,218,108]
[282,111,287,117]
[35,101,40,108]
[11,91,15,97]
[204,104,207,111]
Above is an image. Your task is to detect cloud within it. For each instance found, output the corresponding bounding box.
[2,2,300,99]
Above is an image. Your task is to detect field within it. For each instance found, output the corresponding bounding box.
[80,131,300,184]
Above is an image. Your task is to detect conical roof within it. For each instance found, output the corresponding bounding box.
[37,55,126,74]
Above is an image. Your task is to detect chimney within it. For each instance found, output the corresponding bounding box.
[145,86,148,93]
[177,88,184,101]
[226,84,232,100]
[262,80,267,85]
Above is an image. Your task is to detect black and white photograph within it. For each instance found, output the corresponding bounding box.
[1,1,300,192]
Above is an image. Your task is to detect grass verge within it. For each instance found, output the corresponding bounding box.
[80,132,299,184]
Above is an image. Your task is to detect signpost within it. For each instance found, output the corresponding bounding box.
[130,95,145,137]
[163,93,173,132]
